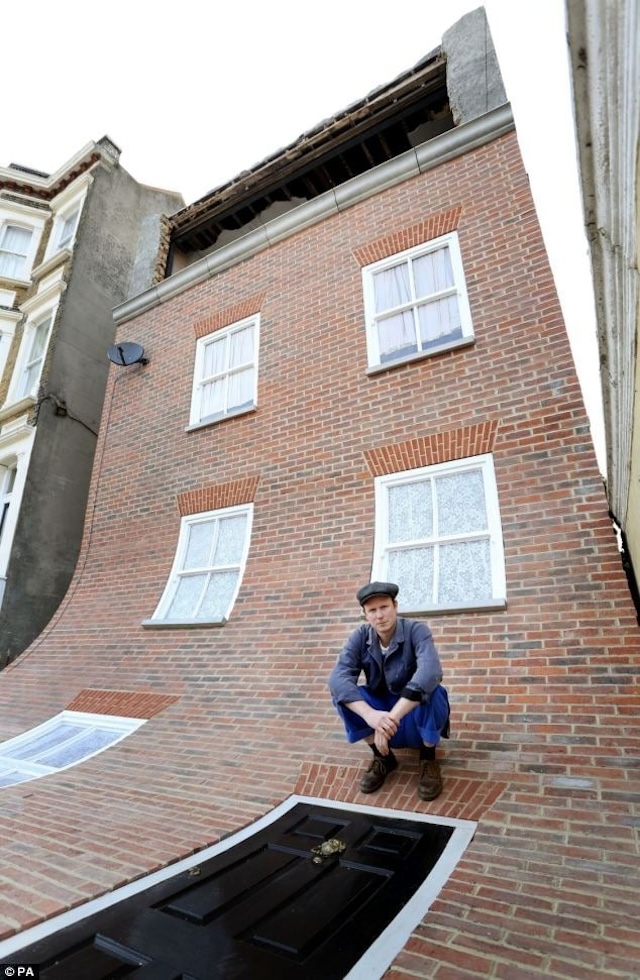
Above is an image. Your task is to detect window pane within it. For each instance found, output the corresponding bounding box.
[214,514,247,564]
[183,522,215,570]
[417,296,461,346]
[437,470,487,535]
[439,539,491,602]
[229,325,254,367]
[373,264,411,312]
[39,729,120,768]
[20,363,41,398]
[200,377,226,419]
[198,570,238,620]
[0,770,33,787]
[0,226,31,278]
[58,209,80,247]
[377,310,416,361]
[413,247,454,297]
[2,723,84,761]
[30,325,49,360]
[4,466,16,493]
[202,335,227,377]
[388,547,434,608]
[388,482,433,541]
[1,226,31,253]
[227,366,254,411]
[0,254,24,278]
[167,574,206,618]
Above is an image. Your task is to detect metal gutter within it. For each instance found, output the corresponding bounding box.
[114,103,514,325]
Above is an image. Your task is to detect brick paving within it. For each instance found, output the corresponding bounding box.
[0,689,638,977]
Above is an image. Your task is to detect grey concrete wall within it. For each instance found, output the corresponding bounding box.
[0,164,183,665]
[442,6,507,125]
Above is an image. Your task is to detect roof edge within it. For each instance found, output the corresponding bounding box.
[113,102,514,326]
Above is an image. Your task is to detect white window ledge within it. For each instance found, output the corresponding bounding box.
[185,405,257,433]
[366,336,475,376]
[400,598,507,618]
[31,248,72,281]
[0,275,30,289]
[0,396,36,424]
[140,617,228,630]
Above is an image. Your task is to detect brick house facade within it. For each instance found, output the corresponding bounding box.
[0,9,638,976]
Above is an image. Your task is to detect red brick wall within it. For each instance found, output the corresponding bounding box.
[1,129,637,876]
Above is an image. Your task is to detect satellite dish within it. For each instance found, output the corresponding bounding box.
[107,341,148,366]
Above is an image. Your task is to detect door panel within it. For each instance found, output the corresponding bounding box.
[17,803,454,980]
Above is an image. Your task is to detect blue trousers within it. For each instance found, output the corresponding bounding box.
[334,685,450,748]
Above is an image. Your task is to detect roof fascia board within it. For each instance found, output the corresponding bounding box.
[0,142,103,193]
[114,103,514,325]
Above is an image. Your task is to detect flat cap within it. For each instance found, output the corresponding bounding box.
[356,581,399,606]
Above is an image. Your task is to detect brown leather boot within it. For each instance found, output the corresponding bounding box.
[359,752,398,793]
[418,758,443,800]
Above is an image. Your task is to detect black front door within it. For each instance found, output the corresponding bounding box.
[16,802,454,979]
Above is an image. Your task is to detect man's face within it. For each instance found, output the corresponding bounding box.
[362,595,398,641]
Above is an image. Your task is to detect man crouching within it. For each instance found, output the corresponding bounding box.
[329,581,450,800]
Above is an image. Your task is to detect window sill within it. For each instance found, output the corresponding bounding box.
[31,248,72,280]
[366,336,475,375]
[141,617,228,630]
[399,598,507,617]
[0,274,31,289]
[186,405,257,432]
[0,395,36,423]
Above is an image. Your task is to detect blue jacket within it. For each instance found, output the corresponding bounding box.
[329,617,443,706]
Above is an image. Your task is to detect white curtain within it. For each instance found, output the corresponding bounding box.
[214,514,247,564]
[19,317,51,398]
[0,226,31,278]
[377,310,415,359]
[229,325,254,367]
[57,209,80,248]
[200,335,228,419]
[227,326,255,411]
[202,335,227,379]
[183,522,215,570]
[374,264,415,357]
[417,295,461,344]
[227,367,254,411]
[373,264,410,313]
[413,247,454,298]
[200,326,255,418]
[200,378,225,419]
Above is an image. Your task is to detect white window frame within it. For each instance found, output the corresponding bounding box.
[13,308,54,401]
[149,503,253,626]
[0,223,35,281]
[0,711,145,788]
[0,462,17,546]
[362,231,474,369]
[189,314,259,427]
[0,424,35,600]
[43,175,91,263]
[55,204,81,250]
[0,201,46,284]
[372,454,506,614]
[0,307,20,380]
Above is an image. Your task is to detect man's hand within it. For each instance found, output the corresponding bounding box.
[374,729,391,755]
[367,709,398,755]
[342,700,404,757]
